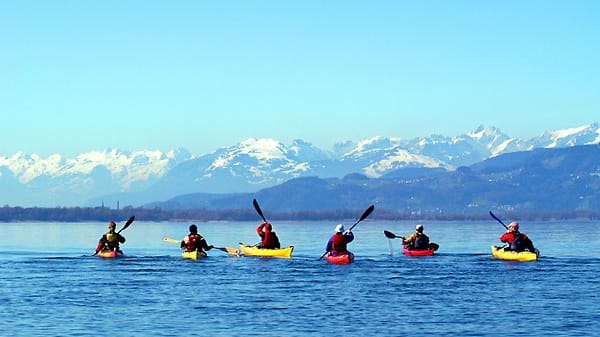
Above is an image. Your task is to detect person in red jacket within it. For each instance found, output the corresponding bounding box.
[256,222,281,249]
[500,221,536,252]
[180,224,213,253]
[325,224,354,256]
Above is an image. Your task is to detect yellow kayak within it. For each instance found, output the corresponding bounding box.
[491,245,539,261]
[239,243,294,258]
[182,250,207,260]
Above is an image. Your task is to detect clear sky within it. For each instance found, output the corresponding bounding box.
[1,1,598,157]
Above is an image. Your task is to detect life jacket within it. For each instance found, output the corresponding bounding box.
[261,231,280,249]
[104,232,120,250]
[332,233,348,253]
[186,234,203,252]
[510,233,526,252]
[413,233,429,249]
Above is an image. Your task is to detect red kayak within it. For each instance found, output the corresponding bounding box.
[98,250,124,258]
[402,245,435,256]
[325,252,354,264]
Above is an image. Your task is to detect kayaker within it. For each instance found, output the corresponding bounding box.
[256,222,281,249]
[402,224,439,251]
[181,224,214,253]
[325,224,354,256]
[95,221,126,254]
[499,221,536,252]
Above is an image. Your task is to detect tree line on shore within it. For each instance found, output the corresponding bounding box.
[1,205,599,222]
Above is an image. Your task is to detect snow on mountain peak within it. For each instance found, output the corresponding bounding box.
[238,138,287,160]
[0,149,179,186]
[209,138,289,171]
[64,149,130,175]
[205,138,313,183]
[546,124,588,147]
[466,125,510,149]
[551,124,591,138]
[0,152,64,183]
[344,136,401,158]
[468,125,497,139]
[364,148,450,177]
[540,123,600,148]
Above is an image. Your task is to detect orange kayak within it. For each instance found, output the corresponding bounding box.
[98,250,124,258]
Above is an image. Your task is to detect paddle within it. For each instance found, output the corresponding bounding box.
[383,230,405,240]
[253,198,283,248]
[93,216,135,256]
[253,198,268,223]
[489,211,537,254]
[348,205,374,231]
[318,204,375,261]
[162,237,240,255]
[118,215,135,234]
[162,237,183,244]
[489,211,509,230]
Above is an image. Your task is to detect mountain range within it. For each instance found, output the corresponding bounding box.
[1,123,599,210]
[152,144,600,214]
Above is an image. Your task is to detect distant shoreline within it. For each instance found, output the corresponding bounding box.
[1,206,598,222]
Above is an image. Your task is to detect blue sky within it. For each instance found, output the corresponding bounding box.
[1,1,598,157]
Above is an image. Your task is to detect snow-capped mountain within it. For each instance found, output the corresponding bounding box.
[1,123,598,207]
[138,138,320,198]
[0,149,190,207]
[534,124,600,148]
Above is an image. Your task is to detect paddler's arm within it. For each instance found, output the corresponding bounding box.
[200,238,213,251]
[325,237,333,252]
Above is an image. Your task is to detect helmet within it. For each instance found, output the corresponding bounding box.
[263,223,272,231]
[508,221,519,231]
[416,224,424,232]
[335,224,345,233]
[189,224,198,233]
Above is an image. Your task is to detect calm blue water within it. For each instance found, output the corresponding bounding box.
[1,219,599,336]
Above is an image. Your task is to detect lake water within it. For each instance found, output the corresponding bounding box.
[1,219,599,336]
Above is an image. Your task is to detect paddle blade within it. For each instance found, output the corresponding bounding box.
[253,198,267,222]
[348,204,375,231]
[117,215,135,233]
[359,205,375,222]
[162,237,181,244]
[224,247,240,255]
[383,230,397,239]
[125,215,135,225]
